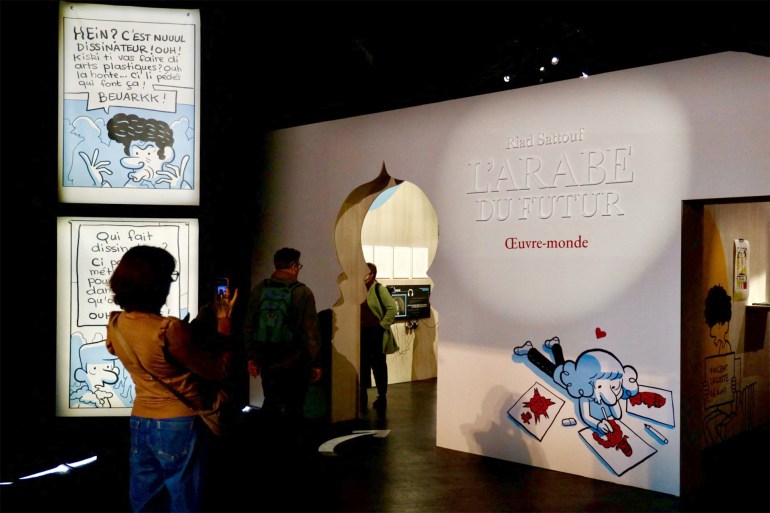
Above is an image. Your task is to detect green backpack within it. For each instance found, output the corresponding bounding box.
[255,279,302,345]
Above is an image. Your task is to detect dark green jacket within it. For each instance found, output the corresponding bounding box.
[366,282,399,354]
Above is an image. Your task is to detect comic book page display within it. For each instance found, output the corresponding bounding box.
[56,217,198,416]
[59,2,200,205]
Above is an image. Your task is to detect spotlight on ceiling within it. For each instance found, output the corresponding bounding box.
[503,75,510,83]
[551,56,559,65]
[539,66,545,72]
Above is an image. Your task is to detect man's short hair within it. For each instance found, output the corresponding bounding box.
[274,247,301,270]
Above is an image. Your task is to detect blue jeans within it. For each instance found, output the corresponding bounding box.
[129,416,209,513]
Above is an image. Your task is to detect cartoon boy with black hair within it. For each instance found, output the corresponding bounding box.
[702,284,738,445]
[79,113,191,189]
[704,284,732,354]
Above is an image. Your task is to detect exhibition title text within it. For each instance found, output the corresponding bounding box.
[467,127,634,221]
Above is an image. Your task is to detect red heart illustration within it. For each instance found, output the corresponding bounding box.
[595,327,607,339]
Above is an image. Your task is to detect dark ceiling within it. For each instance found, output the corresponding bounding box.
[201,0,769,130]
[2,0,768,132]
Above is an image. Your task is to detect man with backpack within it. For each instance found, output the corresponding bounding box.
[243,247,322,427]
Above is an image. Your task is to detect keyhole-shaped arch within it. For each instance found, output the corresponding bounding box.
[331,162,439,422]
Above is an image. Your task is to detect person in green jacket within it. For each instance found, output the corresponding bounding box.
[360,262,398,411]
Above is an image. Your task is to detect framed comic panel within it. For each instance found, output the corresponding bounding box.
[58,2,201,205]
[56,216,198,416]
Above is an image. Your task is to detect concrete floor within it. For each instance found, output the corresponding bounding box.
[217,378,768,513]
[1,378,767,512]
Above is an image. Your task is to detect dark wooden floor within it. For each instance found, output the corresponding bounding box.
[1,378,768,512]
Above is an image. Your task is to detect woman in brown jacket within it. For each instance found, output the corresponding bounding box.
[106,245,237,512]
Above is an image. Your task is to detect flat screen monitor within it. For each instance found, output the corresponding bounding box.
[386,284,431,320]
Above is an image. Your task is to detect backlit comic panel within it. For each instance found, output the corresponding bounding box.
[56,217,198,417]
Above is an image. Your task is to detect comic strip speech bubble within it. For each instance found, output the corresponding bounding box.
[74,223,182,326]
[63,17,195,113]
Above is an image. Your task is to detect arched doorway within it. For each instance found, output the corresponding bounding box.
[331,163,439,421]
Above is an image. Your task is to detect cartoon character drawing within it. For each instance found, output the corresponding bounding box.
[702,284,740,445]
[704,284,733,354]
[70,333,134,408]
[513,337,639,435]
[76,113,191,189]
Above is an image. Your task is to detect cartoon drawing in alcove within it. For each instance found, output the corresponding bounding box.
[66,112,192,189]
[702,284,741,445]
[69,332,134,408]
[704,284,734,355]
[512,335,662,476]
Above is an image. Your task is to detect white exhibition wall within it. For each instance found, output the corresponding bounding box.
[254,52,770,495]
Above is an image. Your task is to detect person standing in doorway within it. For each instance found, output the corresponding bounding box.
[360,262,398,411]
[243,247,322,434]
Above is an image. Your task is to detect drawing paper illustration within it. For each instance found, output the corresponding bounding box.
[508,381,565,441]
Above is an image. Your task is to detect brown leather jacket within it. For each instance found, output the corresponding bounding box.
[106,311,229,418]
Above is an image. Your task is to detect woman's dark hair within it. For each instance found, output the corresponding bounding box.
[109,245,176,313]
[366,262,377,278]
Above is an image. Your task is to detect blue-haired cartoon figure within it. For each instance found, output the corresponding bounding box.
[70,333,134,408]
[514,337,639,435]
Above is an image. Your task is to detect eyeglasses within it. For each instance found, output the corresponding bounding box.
[296,263,303,270]
[170,271,180,282]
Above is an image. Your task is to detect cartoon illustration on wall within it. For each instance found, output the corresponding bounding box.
[65,113,193,189]
[701,284,750,446]
[698,206,764,448]
[511,332,673,476]
[57,218,196,415]
[69,332,133,408]
[507,381,565,442]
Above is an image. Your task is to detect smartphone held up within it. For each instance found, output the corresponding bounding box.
[215,277,229,299]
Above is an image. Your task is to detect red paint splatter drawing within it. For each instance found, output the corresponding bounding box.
[592,419,633,457]
[523,388,556,423]
[628,391,666,408]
